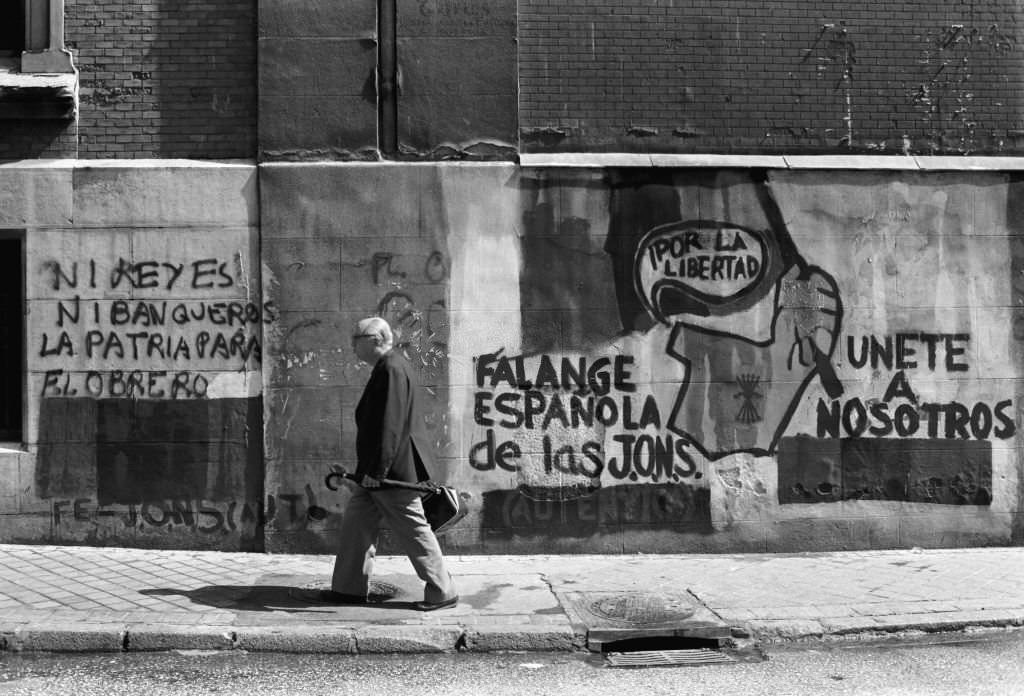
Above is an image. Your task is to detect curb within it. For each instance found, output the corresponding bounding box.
[3,615,1023,653]
[14,623,126,653]
[236,626,357,654]
[744,612,1024,643]
[462,625,584,652]
[0,622,581,655]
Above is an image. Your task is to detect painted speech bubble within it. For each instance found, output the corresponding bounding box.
[634,220,770,323]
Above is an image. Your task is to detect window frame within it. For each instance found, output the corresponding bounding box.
[20,0,74,73]
[0,0,76,121]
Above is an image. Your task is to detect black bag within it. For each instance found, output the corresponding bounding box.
[420,485,468,536]
[325,470,468,536]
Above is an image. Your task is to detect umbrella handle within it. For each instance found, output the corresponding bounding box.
[325,470,438,493]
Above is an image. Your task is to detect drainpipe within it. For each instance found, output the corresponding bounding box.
[378,0,398,156]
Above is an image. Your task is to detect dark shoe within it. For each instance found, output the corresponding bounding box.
[318,590,367,604]
[414,596,458,611]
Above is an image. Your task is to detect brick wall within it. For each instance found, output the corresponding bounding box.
[66,0,257,159]
[519,0,1024,154]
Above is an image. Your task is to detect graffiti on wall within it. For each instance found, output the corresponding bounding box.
[819,333,1011,441]
[779,329,1012,505]
[470,352,700,495]
[913,23,1016,152]
[517,170,844,454]
[481,482,711,538]
[37,256,273,398]
[51,485,336,539]
[370,249,449,385]
[358,246,451,452]
[477,169,1014,539]
[33,251,266,545]
[634,218,843,458]
[478,169,847,534]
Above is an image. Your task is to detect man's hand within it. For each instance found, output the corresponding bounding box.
[360,475,381,489]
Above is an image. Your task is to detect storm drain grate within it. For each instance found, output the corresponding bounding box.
[606,648,737,668]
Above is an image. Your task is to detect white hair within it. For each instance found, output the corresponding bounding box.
[355,316,394,348]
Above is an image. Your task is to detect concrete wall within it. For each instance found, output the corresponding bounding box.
[261,162,1024,553]
[260,163,472,550]
[0,161,265,549]
[1,160,1018,553]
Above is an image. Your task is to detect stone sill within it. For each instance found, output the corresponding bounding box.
[0,57,77,120]
[519,153,1024,171]
[0,159,255,169]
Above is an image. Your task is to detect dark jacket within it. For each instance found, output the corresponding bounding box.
[355,350,435,483]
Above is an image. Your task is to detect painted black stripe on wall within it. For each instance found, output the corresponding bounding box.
[779,436,992,506]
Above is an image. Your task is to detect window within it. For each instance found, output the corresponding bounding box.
[0,234,23,443]
[0,0,75,70]
[1,0,26,56]
[0,0,76,120]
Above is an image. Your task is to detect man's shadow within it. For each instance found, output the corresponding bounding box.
[138,583,418,613]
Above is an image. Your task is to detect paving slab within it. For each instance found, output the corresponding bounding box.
[0,545,1023,652]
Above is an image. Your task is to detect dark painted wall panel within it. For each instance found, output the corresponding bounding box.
[260,94,379,157]
[36,398,98,499]
[397,0,515,38]
[37,397,262,508]
[395,0,517,154]
[779,436,993,505]
[258,0,378,158]
[260,0,376,38]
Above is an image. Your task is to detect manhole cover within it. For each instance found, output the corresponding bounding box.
[585,594,696,625]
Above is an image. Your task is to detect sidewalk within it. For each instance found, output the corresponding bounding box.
[0,544,1022,653]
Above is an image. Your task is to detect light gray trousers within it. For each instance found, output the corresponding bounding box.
[331,486,456,603]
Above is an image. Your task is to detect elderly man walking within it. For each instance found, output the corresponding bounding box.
[323,317,458,611]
